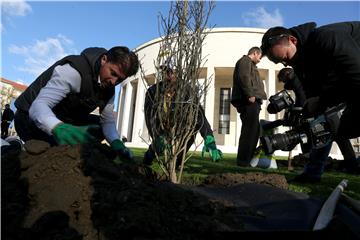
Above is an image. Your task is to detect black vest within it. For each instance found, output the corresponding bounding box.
[15,48,115,125]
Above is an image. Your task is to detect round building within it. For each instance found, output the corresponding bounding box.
[116,27,345,159]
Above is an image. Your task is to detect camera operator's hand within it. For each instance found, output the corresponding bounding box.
[303,96,325,117]
[248,96,256,103]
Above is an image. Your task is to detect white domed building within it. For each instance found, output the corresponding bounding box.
[115,27,347,159]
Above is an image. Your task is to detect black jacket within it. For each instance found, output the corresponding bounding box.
[289,21,360,108]
[15,48,114,125]
[2,108,14,122]
[283,74,306,107]
[144,81,213,139]
[231,55,267,109]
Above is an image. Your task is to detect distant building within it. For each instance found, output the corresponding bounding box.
[115,27,359,159]
[1,77,27,110]
[1,77,27,136]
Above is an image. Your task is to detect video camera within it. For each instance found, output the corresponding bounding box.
[261,90,345,154]
[267,90,294,114]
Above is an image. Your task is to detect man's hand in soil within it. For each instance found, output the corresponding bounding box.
[111,139,134,162]
[53,123,98,146]
[202,135,222,162]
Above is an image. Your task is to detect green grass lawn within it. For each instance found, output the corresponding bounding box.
[130,147,360,201]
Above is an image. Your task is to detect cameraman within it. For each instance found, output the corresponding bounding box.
[231,47,267,167]
[260,21,360,140]
[277,68,359,181]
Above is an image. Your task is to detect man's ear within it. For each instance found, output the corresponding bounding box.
[101,55,107,65]
[289,36,297,45]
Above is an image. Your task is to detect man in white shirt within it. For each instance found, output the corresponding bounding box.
[14,46,139,160]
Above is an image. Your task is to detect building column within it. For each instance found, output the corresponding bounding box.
[266,69,276,121]
[116,85,125,133]
[120,82,133,139]
[131,77,147,143]
[205,66,215,128]
[235,109,241,147]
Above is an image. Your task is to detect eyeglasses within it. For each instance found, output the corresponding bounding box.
[266,34,289,48]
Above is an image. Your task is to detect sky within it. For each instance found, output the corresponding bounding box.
[1,0,359,106]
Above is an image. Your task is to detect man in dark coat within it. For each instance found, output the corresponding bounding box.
[231,46,267,167]
[14,46,139,160]
[261,21,360,181]
[1,104,14,139]
[261,21,360,139]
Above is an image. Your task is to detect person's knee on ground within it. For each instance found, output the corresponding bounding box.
[143,146,156,166]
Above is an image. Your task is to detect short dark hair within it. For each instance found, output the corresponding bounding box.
[261,26,291,56]
[248,46,262,55]
[278,67,295,83]
[106,46,139,77]
[159,65,174,75]
[5,104,10,108]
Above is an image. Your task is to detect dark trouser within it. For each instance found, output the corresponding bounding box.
[304,142,332,178]
[337,139,356,162]
[236,102,261,165]
[1,121,10,139]
[304,138,358,178]
[337,102,360,139]
[14,110,103,146]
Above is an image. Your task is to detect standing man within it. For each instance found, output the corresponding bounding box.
[231,47,267,167]
[14,46,139,160]
[261,21,360,181]
[1,104,15,139]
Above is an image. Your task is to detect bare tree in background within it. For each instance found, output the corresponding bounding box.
[0,86,15,109]
[141,0,215,183]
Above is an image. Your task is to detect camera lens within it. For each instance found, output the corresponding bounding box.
[261,130,306,154]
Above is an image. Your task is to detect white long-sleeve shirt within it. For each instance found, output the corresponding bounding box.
[29,63,120,143]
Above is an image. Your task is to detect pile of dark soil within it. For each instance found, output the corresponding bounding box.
[202,172,288,189]
[276,153,344,171]
[3,141,246,239]
[2,140,359,240]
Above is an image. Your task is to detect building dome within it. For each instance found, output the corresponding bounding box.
[116,27,344,159]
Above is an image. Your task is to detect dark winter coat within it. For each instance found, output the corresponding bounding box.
[2,108,14,122]
[289,21,360,108]
[231,55,267,109]
[144,81,213,139]
[15,48,114,125]
[283,74,307,107]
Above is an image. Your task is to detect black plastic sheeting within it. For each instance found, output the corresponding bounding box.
[191,183,323,231]
[190,183,360,239]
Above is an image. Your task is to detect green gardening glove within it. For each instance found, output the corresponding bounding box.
[201,135,222,162]
[53,123,98,145]
[154,135,166,153]
[111,139,133,161]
